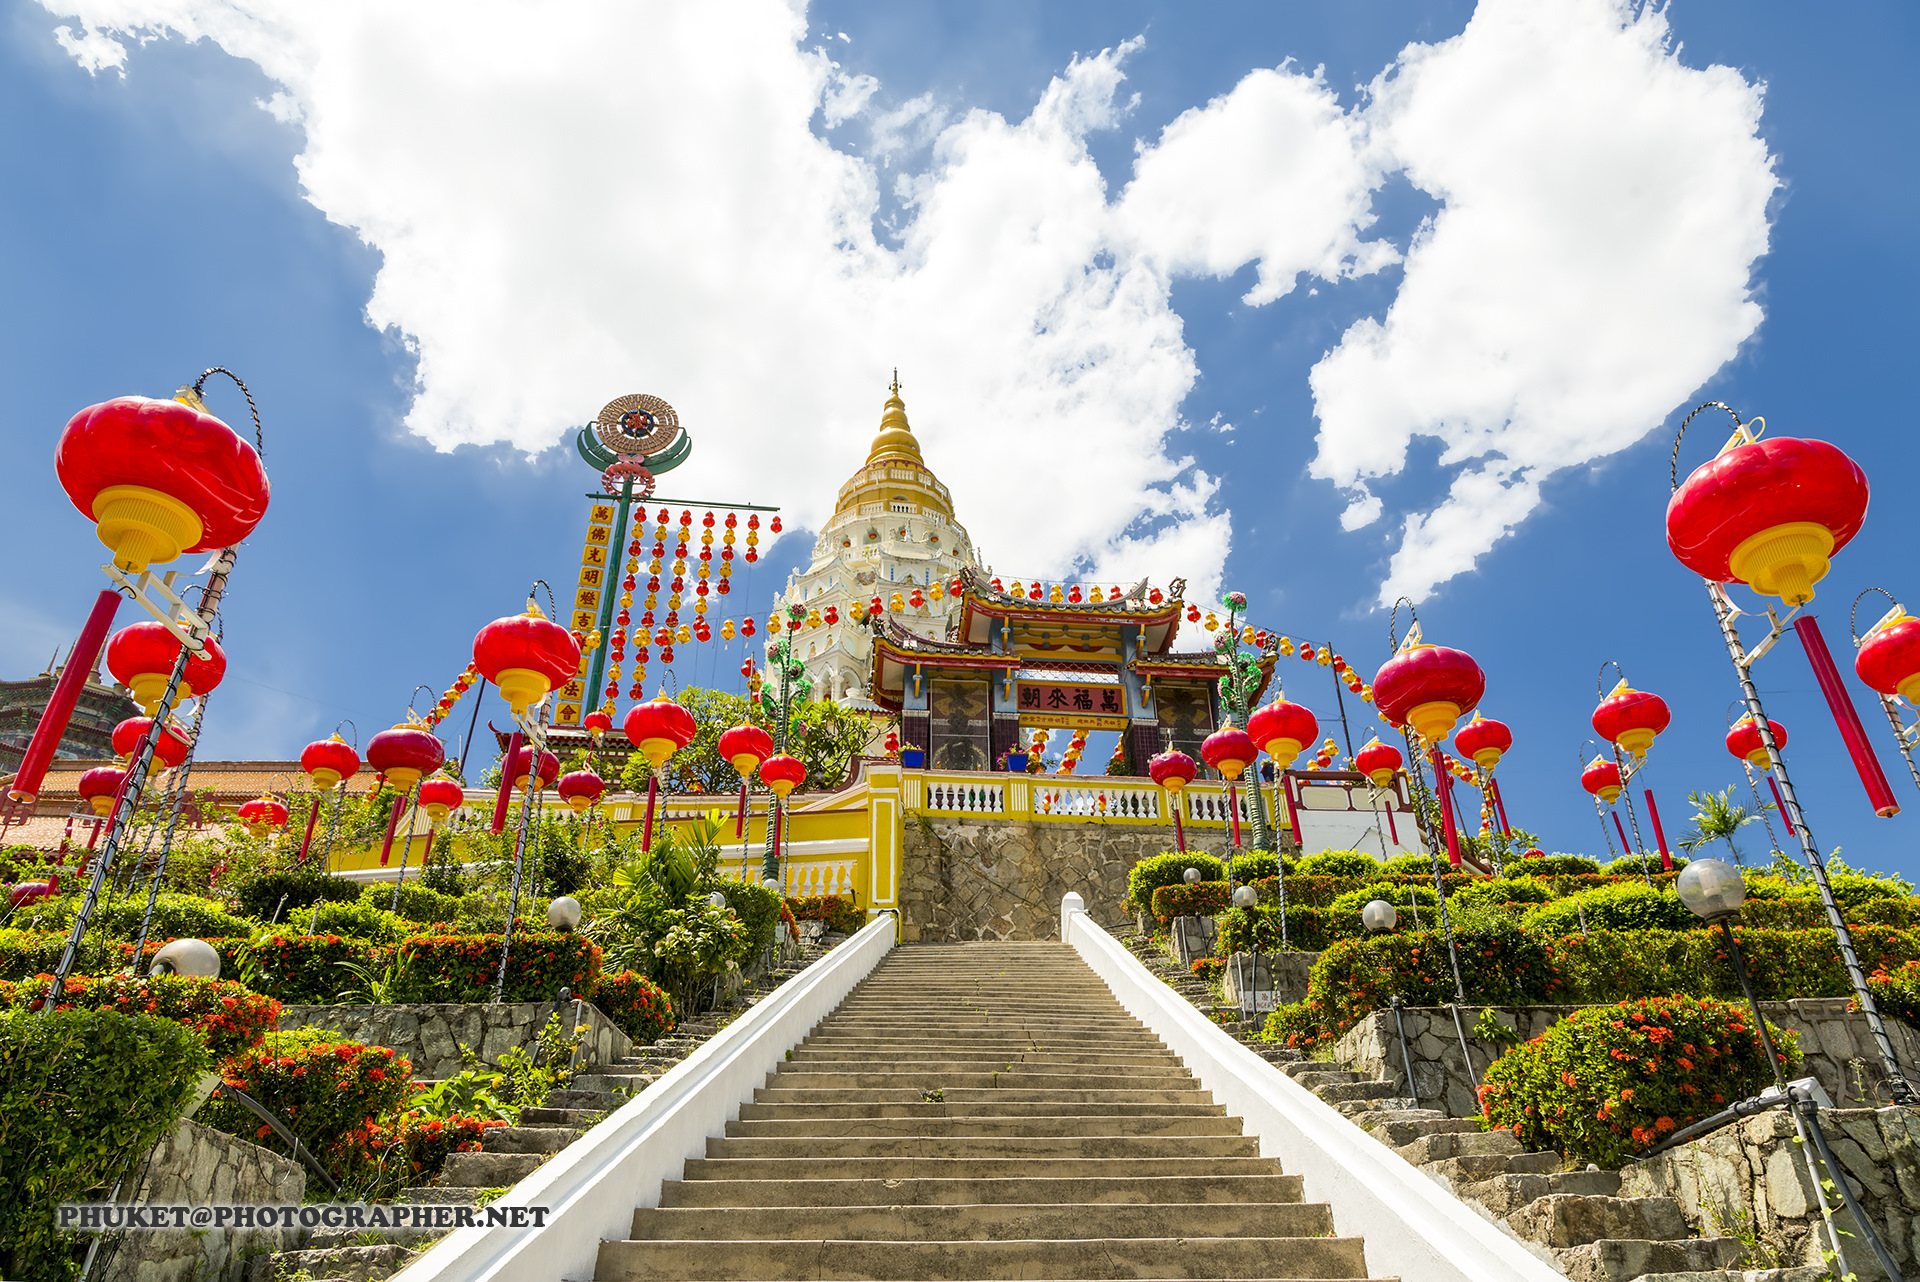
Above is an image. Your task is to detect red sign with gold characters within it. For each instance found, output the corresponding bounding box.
[555,501,616,727]
[1016,680,1127,729]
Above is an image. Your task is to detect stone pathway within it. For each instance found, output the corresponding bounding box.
[592,940,1389,1281]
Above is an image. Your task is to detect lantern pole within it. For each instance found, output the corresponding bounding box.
[130,690,211,969]
[1873,694,1920,794]
[1703,581,1915,1102]
[761,637,796,885]
[47,548,235,1008]
[1217,600,1274,855]
[494,698,548,1004]
[585,475,635,714]
[1399,727,1468,1006]
[388,781,424,913]
[1609,742,1653,873]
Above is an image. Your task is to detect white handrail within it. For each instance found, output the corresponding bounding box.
[1063,899,1561,1282]
[390,914,897,1282]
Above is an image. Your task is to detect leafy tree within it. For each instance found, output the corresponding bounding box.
[1679,787,1759,864]
[617,687,877,795]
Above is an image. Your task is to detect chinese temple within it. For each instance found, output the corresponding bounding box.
[0,650,138,773]
[778,377,982,708]
[868,568,1274,774]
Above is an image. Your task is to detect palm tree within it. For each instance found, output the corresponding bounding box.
[1678,787,1757,864]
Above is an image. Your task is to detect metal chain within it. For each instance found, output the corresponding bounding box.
[1669,400,1744,491]
[192,368,263,456]
[130,691,212,968]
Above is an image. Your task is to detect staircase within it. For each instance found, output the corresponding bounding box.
[594,941,1389,1281]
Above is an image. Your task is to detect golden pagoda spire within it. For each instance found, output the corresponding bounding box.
[867,370,923,464]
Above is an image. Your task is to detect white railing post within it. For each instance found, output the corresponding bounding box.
[1060,890,1085,942]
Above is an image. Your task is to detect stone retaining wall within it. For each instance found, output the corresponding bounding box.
[104,1119,304,1282]
[277,999,633,1080]
[899,816,1233,942]
[1620,1104,1920,1281]
[1335,998,1920,1118]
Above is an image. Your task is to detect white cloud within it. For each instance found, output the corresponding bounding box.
[34,0,1776,611]
[1309,0,1776,604]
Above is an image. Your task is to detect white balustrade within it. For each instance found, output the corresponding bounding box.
[1185,789,1250,824]
[1032,784,1161,819]
[921,779,1007,814]
[783,858,856,899]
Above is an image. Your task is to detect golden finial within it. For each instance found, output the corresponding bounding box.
[890,367,901,395]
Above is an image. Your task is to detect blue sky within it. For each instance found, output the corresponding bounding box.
[4,0,1918,877]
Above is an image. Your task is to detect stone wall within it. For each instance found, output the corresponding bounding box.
[1620,1105,1920,1282]
[277,999,633,1080]
[104,1118,305,1282]
[898,816,1234,943]
[1336,998,1920,1119]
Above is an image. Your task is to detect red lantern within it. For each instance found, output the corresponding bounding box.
[760,754,806,799]
[1372,641,1485,744]
[365,723,445,791]
[111,716,192,769]
[472,605,583,717]
[1148,749,1197,852]
[1667,435,1869,605]
[506,745,560,792]
[1591,681,1671,759]
[236,795,290,836]
[909,589,925,609]
[1855,611,1920,704]
[56,392,271,573]
[1725,715,1788,769]
[718,724,774,778]
[1580,756,1623,805]
[1247,701,1318,771]
[1201,725,1255,781]
[1452,713,1512,772]
[625,695,697,771]
[1186,606,1200,622]
[300,735,360,791]
[555,770,605,815]
[582,709,614,741]
[418,775,466,824]
[1354,739,1402,786]
[106,623,227,716]
[77,766,125,817]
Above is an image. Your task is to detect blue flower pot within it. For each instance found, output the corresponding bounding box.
[901,748,926,769]
[1004,752,1029,773]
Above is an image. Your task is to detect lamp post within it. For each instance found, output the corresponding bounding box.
[1361,898,1398,935]
[1232,882,1263,1014]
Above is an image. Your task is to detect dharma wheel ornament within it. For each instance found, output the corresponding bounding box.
[107,623,227,716]
[1452,714,1511,773]
[1148,749,1197,852]
[77,766,125,817]
[112,716,192,770]
[1247,700,1318,772]
[1591,680,1671,760]
[1354,738,1403,787]
[555,770,605,816]
[1371,637,1485,745]
[472,600,583,717]
[1726,714,1788,769]
[55,389,270,573]
[1855,610,1920,705]
[417,775,466,824]
[1581,755,1624,805]
[1666,431,1868,606]
[236,795,290,837]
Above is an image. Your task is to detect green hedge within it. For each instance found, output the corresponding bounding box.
[711,879,781,957]
[1150,881,1231,922]
[309,900,413,944]
[594,970,676,1044]
[6,892,252,942]
[1,1006,212,1281]
[1512,854,1603,876]
[365,880,464,925]
[1479,995,1795,1166]
[0,973,278,1060]
[0,929,135,981]
[1328,881,1438,917]
[230,868,361,920]
[1295,850,1382,878]
[245,934,382,1004]
[1126,852,1225,912]
[1524,883,1696,935]
[1221,904,1332,954]
[390,932,602,1004]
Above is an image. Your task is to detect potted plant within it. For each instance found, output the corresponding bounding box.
[997,747,1029,773]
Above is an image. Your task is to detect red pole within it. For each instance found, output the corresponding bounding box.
[642,773,659,852]
[1489,777,1513,835]
[9,590,121,803]
[1226,781,1242,848]
[1794,616,1900,818]
[377,792,403,865]
[735,779,748,838]
[1612,809,1632,856]
[296,793,322,862]
[1430,749,1462,869]
[491,730,522,833]
[1643,788,1674,872]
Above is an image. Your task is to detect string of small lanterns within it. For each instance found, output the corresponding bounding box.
[420,662,482,731]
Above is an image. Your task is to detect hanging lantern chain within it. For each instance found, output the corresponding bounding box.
[191,367,264,455]
[1668,399,1747,491]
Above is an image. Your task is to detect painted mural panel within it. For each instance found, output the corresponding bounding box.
[929,676,991,771]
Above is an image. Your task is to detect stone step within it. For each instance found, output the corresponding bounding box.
[682,1155,1287,1181]
[1425,1149,1562,1183]
[518,1105,604,1127]
[1509,1195,1690,1249]
[1314,1081,1404,1104]
[395,1186,482,1205]
[1282,1061,1343,1080]
[481,1124,583,1154]
[1557,1237,1746,1282]
[569,1073,655,1095]
[726,1115,1245,1139]
[1333,1097,1418,1118]
[546,1087,624,1111]
[1365,1117,1484,1148]
[437,1150,546,1187]
[1341,1108,1447,1132]
[629,1201,1332,1242]
[766,1070,1198,1090]
[266,1244,416,1282]
[705,1134,1263,1160]
[788,1049,1183,1067]
[657,1173,1307,1208]
[1454,1169,1623,1217]
[752,1087,1210,1105]
[739,1100,1229,1121]
[1289,1070,1363,1089]
[1394,1129,1525,1164]
[1622,1270,1829,1282]
[593,1235,1373,1281]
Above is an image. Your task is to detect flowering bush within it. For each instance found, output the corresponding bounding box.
[1190,957,1225,983]
[0,929,132,981]
[197,1029,414,1164]
[243,934,383,1004]
[1294,850,1381,878]
[0,973,278,1059]
[594,970,676,1044]
[1261,1002,1335,1055]
[1150,881,1231,922]
[1126,852,1224,912]
[785,895,864,935]
[1866,959,1920,1029]
[1221,904,1332,954]
[337,1109,500,1200]
[1523,882,1696,936]
[389,932,602,1005]
[1308,922,1557,1036]
[1478,995,1797,1167]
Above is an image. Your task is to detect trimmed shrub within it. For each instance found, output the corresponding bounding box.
[594,970,676,1044]
[1602,854,1684,877]
[230,867,360,920]
[1227,852,1289,884]
[1516,855,1603,877]
[338,1110,501,1200]
[1,1005,212,1281]
[1328,881,1439,917]
[1,973,278,1059]
[0,929,134,981]
[1380,854,1436,878]
[1868,959,1920,1031]
[1478,995,1797,1166]
[390,932,602,1005]
[1126,852,1225,912]
[244,934,383,1004]
[1524,883,1695,936]
[786,895,864,935]
[363,881,464,925]
[1151,881,1231,923]
[1261,1002,1335,1056]
[1306,923,1559,1040]
[710,878,782,957]
[310,900,413,944]
[1296,850,1381,879]
[1220,904,1331,955]
[199,1028,413,1165]
[1808,874,1913,916]
[1450,877,1556,909]
[6,892,252,942]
